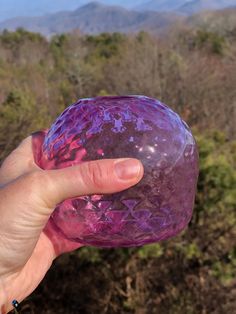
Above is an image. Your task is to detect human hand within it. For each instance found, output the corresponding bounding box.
[0,134,144,313]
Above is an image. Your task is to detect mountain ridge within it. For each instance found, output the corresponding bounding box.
[0,2,235,37]
[0,0,235,22]
[178,0,236,14]
[136,0,189,12]
[0,2,182,36]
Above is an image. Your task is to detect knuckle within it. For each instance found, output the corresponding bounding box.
[25,170,48,191]
[25,170,55,207]
[82,161,107,190]
[15,171,45,206]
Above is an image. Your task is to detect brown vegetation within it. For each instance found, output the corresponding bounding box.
[0,25,235,313]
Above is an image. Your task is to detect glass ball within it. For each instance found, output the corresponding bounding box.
[33,96,199,247]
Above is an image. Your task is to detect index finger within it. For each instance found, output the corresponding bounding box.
[0,136,40,186]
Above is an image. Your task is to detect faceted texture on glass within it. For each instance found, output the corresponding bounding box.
[33,95,199,247]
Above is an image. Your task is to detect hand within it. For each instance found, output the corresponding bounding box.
[0,135,143,313]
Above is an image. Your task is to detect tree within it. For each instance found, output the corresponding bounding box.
[0,89,48,161]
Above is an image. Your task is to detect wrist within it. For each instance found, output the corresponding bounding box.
[0,290,8,314]
[0,276,15,314]
[0,305,7,314]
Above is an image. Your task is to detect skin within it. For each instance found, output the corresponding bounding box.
[0,136,144,313]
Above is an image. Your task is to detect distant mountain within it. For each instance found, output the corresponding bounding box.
[179,0,236,14]
[136,0,188,12]
[0,1,148,22]
[0,2,182,36]
[101,0,146,9]
[136,0,236,13]
[0,0,235,22]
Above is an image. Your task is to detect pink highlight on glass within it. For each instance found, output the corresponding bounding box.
[97,148,104,156]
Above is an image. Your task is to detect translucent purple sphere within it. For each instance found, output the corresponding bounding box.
[33,96,198,247]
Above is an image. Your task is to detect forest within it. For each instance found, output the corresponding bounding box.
[0,25,235,313]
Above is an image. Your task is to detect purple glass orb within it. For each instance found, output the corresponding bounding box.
[33,95,198,247]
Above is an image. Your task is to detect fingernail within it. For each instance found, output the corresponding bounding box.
[115,159,141,180]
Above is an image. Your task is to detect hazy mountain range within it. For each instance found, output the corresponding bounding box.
[137,0,236,12]
[0,2,183,36]
[178,0,236,14]
[0,0,235,22]
[0,1,235,36]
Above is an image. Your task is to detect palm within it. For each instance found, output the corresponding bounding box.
[2,220,82,308]
[0,136,82,309]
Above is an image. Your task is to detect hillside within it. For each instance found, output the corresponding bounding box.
[0,2,182,36]
[0,22,235,314]
[179,0,236,14]
[136,0,188,12]
[187,7,236,34]
[137,0,236,13]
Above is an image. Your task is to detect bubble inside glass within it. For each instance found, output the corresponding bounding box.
[33,95,199,247]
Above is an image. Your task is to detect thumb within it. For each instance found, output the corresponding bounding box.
[0,158,144,232]
[41,158,143,209]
